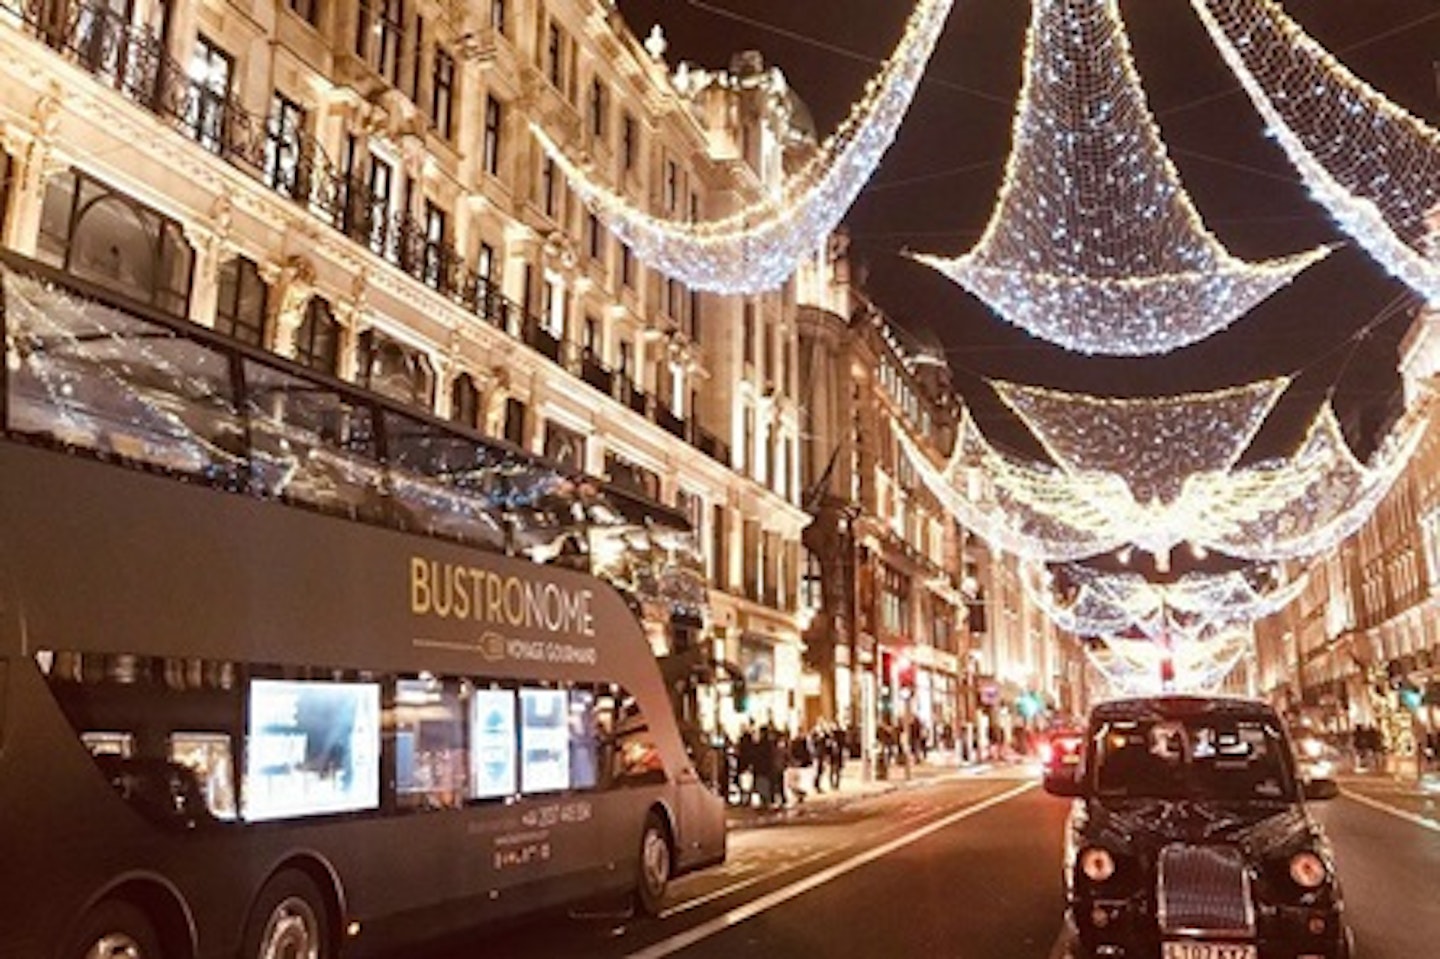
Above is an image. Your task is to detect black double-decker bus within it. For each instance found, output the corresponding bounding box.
[0,253,726,958]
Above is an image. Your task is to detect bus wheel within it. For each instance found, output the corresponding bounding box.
[635,812,672,917]
[242,871,331,959]
[70,899,164,959]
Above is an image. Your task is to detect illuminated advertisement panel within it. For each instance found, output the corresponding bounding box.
[470,688,517,799]
[244,679,380,821]
[520,688,569,793]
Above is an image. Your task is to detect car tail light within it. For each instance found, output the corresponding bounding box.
[1080,847,1116,882]
[1289,851,1327,888]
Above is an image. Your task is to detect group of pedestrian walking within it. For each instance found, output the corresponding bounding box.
[730,722,849,808]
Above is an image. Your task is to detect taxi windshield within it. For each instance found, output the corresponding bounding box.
[1092,715,1296,802]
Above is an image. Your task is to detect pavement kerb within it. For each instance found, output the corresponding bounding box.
[725,762,996,830]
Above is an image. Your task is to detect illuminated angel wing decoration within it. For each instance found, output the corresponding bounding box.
[1192,0,1440,305]
[911,0,1327,355]
[991,378,1287,505]
[532,0,953,294]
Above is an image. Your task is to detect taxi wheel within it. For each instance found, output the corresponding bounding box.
[70,899,164,959]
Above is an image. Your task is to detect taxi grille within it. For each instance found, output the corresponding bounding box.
[1156,844,1254,936]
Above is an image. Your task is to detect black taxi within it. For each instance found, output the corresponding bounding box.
[1043,696,1352,959]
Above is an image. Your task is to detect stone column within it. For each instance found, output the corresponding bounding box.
[260,255,317,359]
[2,88,66,257]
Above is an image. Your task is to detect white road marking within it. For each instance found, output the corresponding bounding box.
[625,781,1037,959]
[1342,787,1440,834]
[660,848,834,918]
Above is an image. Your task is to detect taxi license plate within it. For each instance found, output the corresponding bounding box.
[1161,943,1257,959]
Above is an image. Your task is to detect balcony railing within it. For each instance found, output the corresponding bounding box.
[5,0,731,468]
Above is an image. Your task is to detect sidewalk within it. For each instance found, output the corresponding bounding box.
[725,752,1010,829]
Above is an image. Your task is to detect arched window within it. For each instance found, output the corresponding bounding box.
[37,169,194,315]
[450,373,481,430]
[215,256,269,347]
[358,329,434,409]
[294,297,340,377]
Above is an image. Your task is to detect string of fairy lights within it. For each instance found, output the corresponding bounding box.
[541,0,1440,694]
[1190,0,1440,306]
[908,0,1329,356]
[530,0,953,294]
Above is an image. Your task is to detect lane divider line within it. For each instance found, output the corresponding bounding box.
[660,848,834,918]
[625,781,1037,959]
[1342,787,1440,834]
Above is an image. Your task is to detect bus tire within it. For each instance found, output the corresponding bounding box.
[241,870,331,959]
[634,811,672,917]
[69,898,164,959]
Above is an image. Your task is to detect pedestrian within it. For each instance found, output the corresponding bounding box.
[753,725,775,807]
[811,724,828,794]
[786,731,812,803]
[828,725,845,789]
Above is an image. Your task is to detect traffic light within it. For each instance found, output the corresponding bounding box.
[894,653,915,691]
[1017,690,1044,720]
[1399,683,1424,712]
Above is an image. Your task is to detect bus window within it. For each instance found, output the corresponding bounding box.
[604,691,666,786]
[568,687,600,790]
[392,676,469,811]
[243,678,382,821]
[468,685,517,800]
[519,687,569,794]
[240,360,384,521]
[5,275,243,478]
[169,732,238,820]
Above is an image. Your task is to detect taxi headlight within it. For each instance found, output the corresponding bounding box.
[1079,846,1116,882]
[1288,851,1328,889]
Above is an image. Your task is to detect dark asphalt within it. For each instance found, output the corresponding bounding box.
[408,774,1440,959]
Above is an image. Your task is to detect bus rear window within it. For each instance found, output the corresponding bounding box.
[244,679,381,821]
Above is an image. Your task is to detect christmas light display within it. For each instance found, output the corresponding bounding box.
[898,381,1431,567]
[1084,628,1252,696]
[1025,563,1306,641]
[992,379,1285,504]
[532,0,952,294]
[1191,0,1440,305]
[911,0,1328,355]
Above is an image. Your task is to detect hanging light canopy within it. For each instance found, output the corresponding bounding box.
[532,0,953,294]
[1191,0,1440,305]
[911,0,1328,355]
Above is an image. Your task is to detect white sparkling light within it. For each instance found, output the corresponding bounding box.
[1191,0,1440,305]
[532,0,953,294]
[912,0,1328,355]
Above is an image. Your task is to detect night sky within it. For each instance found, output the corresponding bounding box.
[614,0,1440,460]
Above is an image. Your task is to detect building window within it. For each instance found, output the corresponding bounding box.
[742,301,755,365]
[422,201,447,289]
[215,256,268,347]
[378,0,405,84]
[664,160,678,212]
[588,78,606,139]
[504,397,526,447]
[186,35,232,154]
[37,169,195,316]
[621,113,637,172]
[490,0,505,34]
[430,47,454,138]
[266,94,308,200]
[541,157,558,218]
[295,298,340,376]
[408,15,425,102]
[585,213,602,261]
[359,329,434,408]
[546,21,563,87]
[366,156,394,256]
[545,421,585,472]
[0,151,11,239]
[620,244,633,288]
[288,0,319,27]
[483,95,503,176]
[583,315,599,352]
[450,373,481,429]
